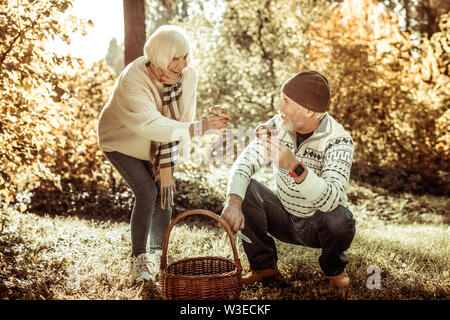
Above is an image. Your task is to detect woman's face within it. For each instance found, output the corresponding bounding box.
[161,54,188,83]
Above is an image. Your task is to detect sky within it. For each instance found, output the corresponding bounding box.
[46,0,124,65]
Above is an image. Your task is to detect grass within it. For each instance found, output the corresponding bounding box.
[0,180,449,300]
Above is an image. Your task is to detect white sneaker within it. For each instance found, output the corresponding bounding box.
[129,253,155,282]
[147,250,162,281]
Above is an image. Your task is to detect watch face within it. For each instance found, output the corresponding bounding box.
[294,163,305,176]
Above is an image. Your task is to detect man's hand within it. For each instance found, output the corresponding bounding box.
[260,135,298,171]
[221,194,245,234]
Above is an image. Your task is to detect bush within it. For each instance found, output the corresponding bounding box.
[306,0,449,194]
[0,0,129,218]
[1,0,92,203]
[26,61,131,220]
[186,0,328,127]
[174,161,228,216]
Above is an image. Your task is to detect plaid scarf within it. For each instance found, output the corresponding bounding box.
[149,78,182,209]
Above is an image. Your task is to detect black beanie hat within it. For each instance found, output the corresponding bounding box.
[281,71,330,112]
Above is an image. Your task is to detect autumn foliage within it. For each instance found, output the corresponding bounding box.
[305,0,449,194]
[0,0,118,212]
[0,0,449,217]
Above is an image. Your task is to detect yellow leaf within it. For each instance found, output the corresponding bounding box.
[49,118,60,129]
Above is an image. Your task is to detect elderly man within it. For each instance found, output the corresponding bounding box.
[221,71,356,288]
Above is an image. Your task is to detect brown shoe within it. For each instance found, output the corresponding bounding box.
[326,271,350,288]
[241,264,280,285]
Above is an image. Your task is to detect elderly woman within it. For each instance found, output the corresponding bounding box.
[97,25,228,282]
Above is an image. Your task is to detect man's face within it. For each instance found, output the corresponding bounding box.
[277,93,310,132]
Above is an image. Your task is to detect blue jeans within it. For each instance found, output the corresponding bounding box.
[104,151,172,257]
[241,179,356,276]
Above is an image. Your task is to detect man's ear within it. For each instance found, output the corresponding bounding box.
[305,109,315,119]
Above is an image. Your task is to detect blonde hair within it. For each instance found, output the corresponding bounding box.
[144,25,191,72]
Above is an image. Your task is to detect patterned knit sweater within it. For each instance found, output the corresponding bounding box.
[227,113,354,217]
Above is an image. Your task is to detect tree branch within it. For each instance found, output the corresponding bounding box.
[0,11,42,68]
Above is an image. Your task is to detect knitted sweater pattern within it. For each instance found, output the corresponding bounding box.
[227,114,354,217]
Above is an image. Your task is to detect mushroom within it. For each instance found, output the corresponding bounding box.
[209,105,233,120]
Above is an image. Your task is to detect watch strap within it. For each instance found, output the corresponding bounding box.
[288,162,305,177]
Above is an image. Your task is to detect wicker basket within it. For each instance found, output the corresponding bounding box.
[160,209,243,300]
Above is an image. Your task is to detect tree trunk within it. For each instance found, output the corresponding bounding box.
[123,0,146,66]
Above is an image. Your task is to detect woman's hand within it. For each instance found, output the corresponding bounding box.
[201,115,229,135]
[189,116,229,138]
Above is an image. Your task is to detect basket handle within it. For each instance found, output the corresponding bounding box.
[160,209,242,272]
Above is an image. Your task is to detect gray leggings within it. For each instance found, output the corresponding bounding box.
[104,151,172,257]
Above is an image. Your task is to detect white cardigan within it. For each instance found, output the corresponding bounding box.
[97,56,197,161]
[227,114,354,217]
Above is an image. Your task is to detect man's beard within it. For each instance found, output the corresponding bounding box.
[279,112,294,133]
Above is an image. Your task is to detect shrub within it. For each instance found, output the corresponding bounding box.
[306,0,449,194]
[0,0,126,218]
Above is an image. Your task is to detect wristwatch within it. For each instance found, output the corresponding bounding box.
[288,162,306,178]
